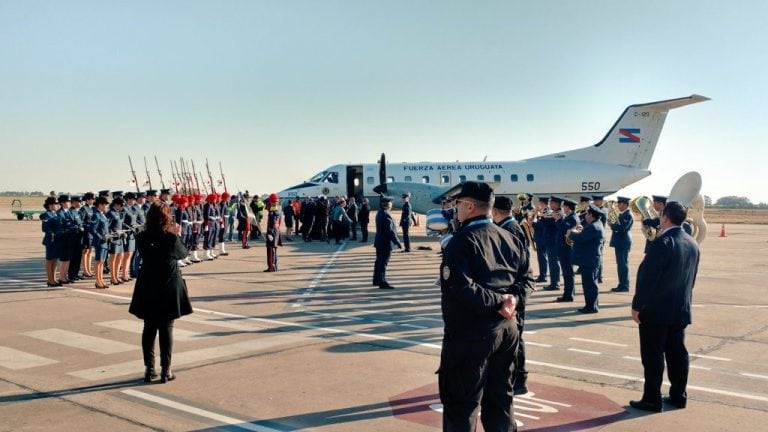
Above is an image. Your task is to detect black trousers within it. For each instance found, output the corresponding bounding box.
[67,236,83,279]
[401,225,411,251]
[639,323,689,405]
[372,248,391,285]
[360,223,369,241]
[439,324,519,432]
[513,310,527,389]
[142,319,174,370]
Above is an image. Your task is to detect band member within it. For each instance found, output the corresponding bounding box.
[567,205,605,313]
[577,196,591,220]
[556,199,580,302]
[265,193,282,272]
[373,196,402,289]
[643,195,667,253]
[610,196,634,292]
[591,195,608,283]
[532,196,549,283]
[400,193,416,252]
[542,196,562,291]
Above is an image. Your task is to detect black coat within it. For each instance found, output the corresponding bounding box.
[633,226,700,326]
[129,231,193,321]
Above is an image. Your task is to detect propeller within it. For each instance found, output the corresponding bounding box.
[373,153,388,195]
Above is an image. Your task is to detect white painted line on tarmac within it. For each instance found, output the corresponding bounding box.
[690,353,731,362]
[690,365,712,371]
[122,389,282,432]
[740,372,768,380]
[623,356,641,361]
[24,328,135,354]
[303,311,364,321]
[567,348,602,355]
[526,342,553,348]
[400,323,429,329]
[569,337,627,347]
[0,346,59,370]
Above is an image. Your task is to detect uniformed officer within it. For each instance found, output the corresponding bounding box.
[42,197,62,286]
[67,195,86,282]
[491,195,535,396]
[89,196,110,288]
[610,196,634,292]
[79,192,96,278]
[131,192,147,276]
[143,190,157,214]
[107,196,126,285]
[121,192,140,281]
[56,194,76,284]
[532,196,549,283]
[373,196,402,289]
[577,196,591,220]
[591,195,608,283]
[514,193,534,223]
[439,181,525,431]
[159,188,171,206]
[542,196,562,291]
[556,198,580,302]
[400,192,415,252]
[642,195,666,253]
[264,193,282,272]
[567,204,605,313]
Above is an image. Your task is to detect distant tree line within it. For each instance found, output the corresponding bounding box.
[711,196,768,209]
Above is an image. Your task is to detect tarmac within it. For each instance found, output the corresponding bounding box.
[1,217,767,431]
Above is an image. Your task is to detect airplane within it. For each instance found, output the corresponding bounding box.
[277,94,709,214]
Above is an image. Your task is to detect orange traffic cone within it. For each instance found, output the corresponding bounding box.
[719,224,727,238]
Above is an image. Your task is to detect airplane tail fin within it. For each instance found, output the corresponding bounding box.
[526,95,709,169]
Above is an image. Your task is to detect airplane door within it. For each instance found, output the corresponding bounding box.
[346,165,364,200]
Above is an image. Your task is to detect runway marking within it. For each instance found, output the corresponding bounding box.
[689,354,731,362]
[567,348,602,355]
[623,356,641,361]
[95,320,213,341]
[0,346,59,370]
[68,289,768,404]
[526,342,553,348]
[740,372,768,380]
[122,389,281,432]
[23,328,135,354]
[569,337,627,347]
[690,365,712,371]
[69,334,307,381]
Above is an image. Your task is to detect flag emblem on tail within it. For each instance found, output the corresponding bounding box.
[619,128,641,143]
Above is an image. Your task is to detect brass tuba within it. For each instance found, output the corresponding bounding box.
[605,200,619,225]
[668,171,707,245]
[630,196,659,241]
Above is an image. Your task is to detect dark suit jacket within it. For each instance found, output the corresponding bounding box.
[632,226,700,326]
[374,209,401,250]
[129,231,192,321]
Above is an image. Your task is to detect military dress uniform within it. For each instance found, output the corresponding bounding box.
[610,197,634,292]
[373,197,401,289]
[400,193,415,252]
[556,199,580,301]
[591,195,608,283]
[438,182,528,432]
[265,194,283,272]
[41,206,62,261]
[67,196,86,281]
[532,197,549,282]
[568,205,605,313]
[542,196,562,290]
[89,206,110,262]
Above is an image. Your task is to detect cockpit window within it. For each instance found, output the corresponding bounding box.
[307,171,339,184]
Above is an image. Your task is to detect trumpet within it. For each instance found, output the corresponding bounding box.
[565,224,583,247]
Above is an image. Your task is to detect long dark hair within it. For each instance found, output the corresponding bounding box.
[144,203,176,234]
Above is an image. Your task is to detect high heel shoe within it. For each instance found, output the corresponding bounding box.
[95,283,108,289]
[46,281,62,287]
[120,277,133,282]
[110,279,122,285]
[144,367,159,383]
[160,368,175,383]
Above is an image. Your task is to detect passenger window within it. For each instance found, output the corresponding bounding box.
[441,175,450,184]
[422,176,430,184]
[511,174,518,182]
[404,176,412,182]
[459,175,466,182]
[477,175,485,181]
[527,174,534,182]
[387,176,394,183]
[493,174,501,182]
[367,177,374,184]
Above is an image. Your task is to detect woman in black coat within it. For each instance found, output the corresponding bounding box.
[129,203,193,383]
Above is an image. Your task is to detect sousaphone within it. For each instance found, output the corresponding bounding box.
[668,171,707,244]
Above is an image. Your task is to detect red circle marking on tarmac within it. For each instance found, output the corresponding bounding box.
[389,382,627,431]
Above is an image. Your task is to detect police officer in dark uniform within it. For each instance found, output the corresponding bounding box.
[568,205,605,313]
[400,193,415,252]
[373,196,402,289]
[542,196,563,291]
[491,195,535,396]
[439,181,527,431]
[556,198,580,302]
[610,196,634,292]
[532,196,549,283]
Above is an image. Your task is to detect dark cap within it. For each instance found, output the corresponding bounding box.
[587,204,603,218]
[44,197,58,207]
[526,193,534,200]
[652,195,668,204]
[592,195,604,201]
[58,194,70,202]
[537,196,549,203]
[95,196,109,206]
[401,192,411,198]
[124,192,137,200]
[146,189,158,197]
[98,190,110,197]
[112,197,125,206]
[83,192,95,200]
[453,181,494,204]
[136,192,146,198]
[580,195,592,202]
[562,199,577,209]
[71,195,82,202]
[380,196,393,207]
[160,188,171,195]
[111,191,123,199]
[493,196,513,211]
[617,196,630,204]
[550,196,563,204]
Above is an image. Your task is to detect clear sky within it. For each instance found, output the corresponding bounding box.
[2,1,766,203]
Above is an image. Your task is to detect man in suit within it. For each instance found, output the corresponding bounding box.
[567,205,605,313]
[373,197,402,289]
[630,201,700,412]
[609,196,634,292]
